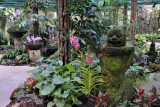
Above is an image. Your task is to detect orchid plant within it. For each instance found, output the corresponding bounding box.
[8,10,28,31]
[26,35,42,44]
[70,35,80,50]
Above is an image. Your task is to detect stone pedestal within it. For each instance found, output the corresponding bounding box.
[29,50,41,62]
[14,37,22,49]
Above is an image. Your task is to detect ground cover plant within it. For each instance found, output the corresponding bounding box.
[0,48,30,65]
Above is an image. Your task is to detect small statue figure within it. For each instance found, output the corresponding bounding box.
[99,28,134,101]
[146,42,157,63]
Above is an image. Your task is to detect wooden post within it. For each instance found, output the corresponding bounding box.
[57,0,70,65]
[130,0,137,45]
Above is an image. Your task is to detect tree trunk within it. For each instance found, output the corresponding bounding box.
[123,3,128,32]
[130,0,137,45]
[57,0,70,65]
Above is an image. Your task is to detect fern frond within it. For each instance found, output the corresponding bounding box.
[78,66,103,94]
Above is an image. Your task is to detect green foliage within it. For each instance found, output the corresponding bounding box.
[78,66,103,94]
[97,0,124,27]
[135,34,150,53]
[0,33,7,45]
[1,48,23,59]
[140,33,159,43]
[12,91,19,98]
[70,50,103,95]
[70,0,107,55]
[16,53,30,63]
[28,58,85,107]
[8,10,28,31]
[125,64,159,83]
[125,63,151,82]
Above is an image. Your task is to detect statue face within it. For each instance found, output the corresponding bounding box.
[107,29,126,47]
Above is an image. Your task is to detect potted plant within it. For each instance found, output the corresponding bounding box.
[24,35,43,50]
[7,10,28,48]
[23,35,42,62]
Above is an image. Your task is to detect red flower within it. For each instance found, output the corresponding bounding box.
[139,89,144,95]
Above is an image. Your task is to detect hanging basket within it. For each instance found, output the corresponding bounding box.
[7,29,27,38]
[24,43,43,50]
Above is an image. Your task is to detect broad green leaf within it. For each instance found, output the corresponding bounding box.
[64,104,71,107]
[52,75,65,84]
[51,60,59,65]
[35,82,42,89]
[41,70,50,77]
[72,77,80,81]
[74,97,82,105]
[36,57,44,62]
[54,98,65,107]
[59,90,70,98]
[58,60,63,66]
[39,75,44,82]
[66,64,75,72]
[62,71,70,76]
[27,68,39,75]
[47,102,55,107]
[53,88,61,96]
[46,66,55,73]
[40,84,55,95]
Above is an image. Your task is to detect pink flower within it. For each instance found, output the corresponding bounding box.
[86,53,94,64]
[27,36,42,43]
[75,43,80,50]
[10,16,13,21]
[70,35,80,50]
[14,10,21,18]
[27,36,32,42]
[70,35,74,46]
[34,37,42,41]
[31,36,36,42]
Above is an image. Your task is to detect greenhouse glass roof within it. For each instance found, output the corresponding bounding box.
[0,0,160,10]
[120,0,160,7]
[0,0,57,11]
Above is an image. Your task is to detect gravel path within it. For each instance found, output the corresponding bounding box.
[0,66,35,107]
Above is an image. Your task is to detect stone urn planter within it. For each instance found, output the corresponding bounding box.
[7,29,27,49]
[24,43,43,62]
[43,44,57,57]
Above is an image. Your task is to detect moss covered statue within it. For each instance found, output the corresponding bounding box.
[99,28,134,101]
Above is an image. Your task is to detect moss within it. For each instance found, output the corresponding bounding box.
[99,28,134,101]
[99,47,134,100]
[106,77,133,101]
[106,29,126,47]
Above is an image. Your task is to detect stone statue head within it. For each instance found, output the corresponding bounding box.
[107,29,126,47]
